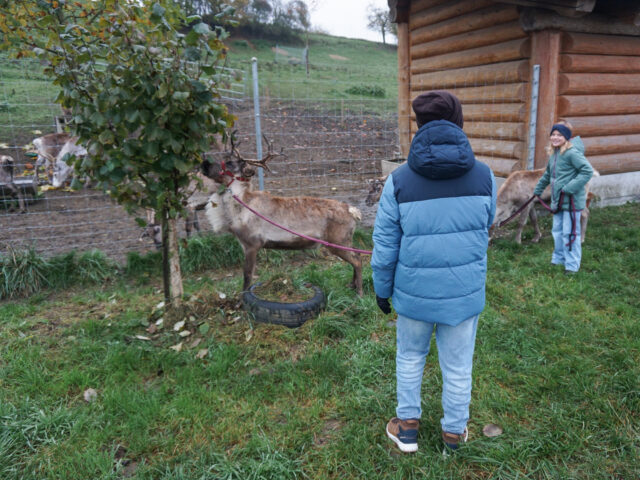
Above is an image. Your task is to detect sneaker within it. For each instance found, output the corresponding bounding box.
[442,427,468,456]
[564,270,578,276]
[386,417,419,453]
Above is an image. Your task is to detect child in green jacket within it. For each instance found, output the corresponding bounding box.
[533,121,594,274]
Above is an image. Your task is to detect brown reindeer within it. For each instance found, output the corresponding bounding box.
[0,155,26,213]
[490,168,599,244]
[201,139,363,295]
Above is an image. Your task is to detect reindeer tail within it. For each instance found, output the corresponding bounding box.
[349,206,362,222]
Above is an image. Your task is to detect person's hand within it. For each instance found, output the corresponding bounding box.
[376,295,391,314]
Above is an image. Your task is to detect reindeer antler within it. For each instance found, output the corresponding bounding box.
[241,135,286,173]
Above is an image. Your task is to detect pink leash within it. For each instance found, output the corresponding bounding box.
[231,194,373,255]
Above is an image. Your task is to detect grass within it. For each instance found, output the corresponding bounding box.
[0,202,639,478]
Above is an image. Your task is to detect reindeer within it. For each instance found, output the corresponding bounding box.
[201,138,364,296]
[365,176,387,207]
[490,168,599,244]
[32,132,72,182]
[0,155,26,213]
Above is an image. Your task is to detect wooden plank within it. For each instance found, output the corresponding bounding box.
[558,95,640,116]
[558,73,640,95]
[499,0,595,13]
[563,114,640,137]
[409,0,450,15]
[397,22,412,159]
[560,54,640,73]
[464,121,525,140]
[475,156,519,177]
[531,30,562,169]
[469,138,524,159]
[411,22,526,60]
[412,61,529,90]
[582,134,640,156]
[412,83,527,104]
[588,152,640,175]
[410,5,519,45]
[411,38,531,74]
[409,0,494,31]
[463,103,527,122]
[562,32,640,56]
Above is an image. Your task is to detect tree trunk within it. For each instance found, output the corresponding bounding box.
[168,217,183,306]
[381,27,386,45]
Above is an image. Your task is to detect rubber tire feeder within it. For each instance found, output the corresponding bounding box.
[242,284,326,328]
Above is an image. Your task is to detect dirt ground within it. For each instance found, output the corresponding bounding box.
[0,102,398,262]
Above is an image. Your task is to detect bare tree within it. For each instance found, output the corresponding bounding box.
[367,4,394,45]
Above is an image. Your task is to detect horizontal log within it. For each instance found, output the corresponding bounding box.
[588,152,640,175]
[410,0,494,30]
[463,103,527,122]
[411,5,519,45]
[475,156,520,177]
[562,32,640,56]
[464,121,526,140]
[582,134,640,156]
[502,0,595,14]
[558,73,640,95]
[411,38,531,74]
[560,54,640,73]
[409,0,450,15]
[469,138,524,160]
[412,61,530,90]
[411,22,526,60]
[557,95,640,116]
[563,114,640,137]
[413,83,527,104]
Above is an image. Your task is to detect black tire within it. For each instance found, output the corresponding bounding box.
[242,284,326,328]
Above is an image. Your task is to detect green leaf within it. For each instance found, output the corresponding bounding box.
[172,91,189,101]
[193,23,210,35]
[151,3,166,19]
[98,130,114,144]
[198,323,210,335]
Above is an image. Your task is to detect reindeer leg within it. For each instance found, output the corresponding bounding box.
[580,207,589,244]
[514,206,530,244]
[241,244,259,292]
[529,206,542,243]
[327,247,363,296]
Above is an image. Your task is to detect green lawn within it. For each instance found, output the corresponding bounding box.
[1,202,639,479]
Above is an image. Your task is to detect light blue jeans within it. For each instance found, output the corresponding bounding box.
[551,210,582,272]
[396,313,479,435]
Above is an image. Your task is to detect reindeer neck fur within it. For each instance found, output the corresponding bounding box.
[205,179,256,234]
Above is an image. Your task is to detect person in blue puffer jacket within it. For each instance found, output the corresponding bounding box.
[372,91,496,455]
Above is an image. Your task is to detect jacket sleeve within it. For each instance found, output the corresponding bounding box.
[371,176,402,299]
[533,162,551,196]
[488,170,497,228]
[561,150,594,196]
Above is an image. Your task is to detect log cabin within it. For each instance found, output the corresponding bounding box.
[388,0,640,205]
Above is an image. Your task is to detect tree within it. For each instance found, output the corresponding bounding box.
[0,0,235,308]
[247,0,273,23]
[366,4,394,45]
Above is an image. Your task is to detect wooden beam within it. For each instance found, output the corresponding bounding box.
[475,156,520,177]
[560,54,640,73]
[412,61,530,90]
[562,32,640,56]
[462,103,528,122]
[409,0,494,31]
[409,0,450,15]
[465,121,526,140]
[558,95,640,116]
[558,73,640,95]
[588,152,640,175]
[411,22,526,60]
[397,21,411,159]
[503,0,596,17]
[469,138,525,160]
[413,83,528,104]
[411,5,519,45]
[530,30,562,169]
[582,134,640,156]
[521,8,640,35]
[563,114,640,137]
[411,38,531,74]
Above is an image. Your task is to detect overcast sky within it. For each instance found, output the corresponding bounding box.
[310,0,395,44]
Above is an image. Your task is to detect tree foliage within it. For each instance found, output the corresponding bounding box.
[0,0,235,304]
[366,4,395,45]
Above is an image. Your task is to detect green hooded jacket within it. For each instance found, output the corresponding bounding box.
[533,136,594,211]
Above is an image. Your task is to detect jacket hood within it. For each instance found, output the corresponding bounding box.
[407,120,475,180]
[570,136,585,154]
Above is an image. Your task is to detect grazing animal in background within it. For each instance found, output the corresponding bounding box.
[0,155,26,213]
[140,172,218,248]
[365,175,387,207]
[201,139,364,295]
[50,137,88,188]
[32,132,72,182]
[490,168,599,244]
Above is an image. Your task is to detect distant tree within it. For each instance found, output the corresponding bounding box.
[271,0,310,31]
[367,4,394,44]
[247,0,273,23]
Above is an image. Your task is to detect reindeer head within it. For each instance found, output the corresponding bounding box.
[365,176,387,207]
[200,135,285,185]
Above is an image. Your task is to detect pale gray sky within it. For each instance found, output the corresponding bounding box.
[310,0,395,44]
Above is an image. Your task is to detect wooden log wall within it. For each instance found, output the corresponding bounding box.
[405,0,531,177]
[557,32,640,175]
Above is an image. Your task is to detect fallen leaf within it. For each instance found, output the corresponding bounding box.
[83,388,98,402]
[244,329,253,342]
[155,301,165,310]
[198,323,210,334]
[189,337,203,348]
[135,335,151,341]
[173,320,185,332]
[179,330,192,337]
[218,292,227,299]
[169,342,183,352]
[482,424,503,437]
[196,348,208,359]
[146,324,157,334]
[155,318,164,327]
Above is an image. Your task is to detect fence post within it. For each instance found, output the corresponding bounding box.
[251,57,264,191]
[527,64,541,170]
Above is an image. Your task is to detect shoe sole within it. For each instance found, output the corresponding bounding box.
[386,425,418,453]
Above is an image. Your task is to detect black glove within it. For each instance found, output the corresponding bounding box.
[376,295,391,314]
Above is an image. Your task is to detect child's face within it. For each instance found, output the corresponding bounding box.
[550,130,567,148]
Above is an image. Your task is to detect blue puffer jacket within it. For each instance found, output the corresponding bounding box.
[371,120,496,325]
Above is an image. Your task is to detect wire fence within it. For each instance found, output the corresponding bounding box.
[0,55,399,262]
